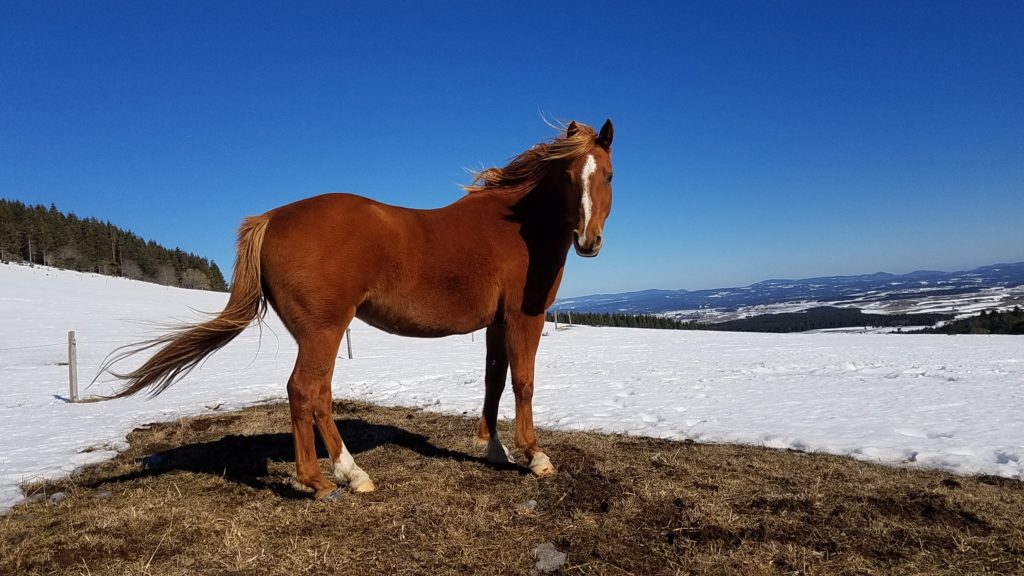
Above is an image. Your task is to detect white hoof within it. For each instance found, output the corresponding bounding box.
[346,467,375,492]
[529,452,556,477]
[486,437,513,464]
[334,445,374,492]
[350,477,375,493]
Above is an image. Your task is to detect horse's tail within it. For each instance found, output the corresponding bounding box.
[102,214,271,399]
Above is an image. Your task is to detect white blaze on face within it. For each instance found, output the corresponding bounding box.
[579,154,597,243]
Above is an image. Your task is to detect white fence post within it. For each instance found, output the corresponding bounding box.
[68,331,79,402]
[345,328,353,359]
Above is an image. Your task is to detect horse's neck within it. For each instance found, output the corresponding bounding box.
[509,175,573,233]
[505,179,574,315]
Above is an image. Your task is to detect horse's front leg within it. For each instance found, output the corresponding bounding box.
[506,314,556,476]
[476,324,512,464]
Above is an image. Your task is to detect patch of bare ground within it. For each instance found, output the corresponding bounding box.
[3,400,1023,575]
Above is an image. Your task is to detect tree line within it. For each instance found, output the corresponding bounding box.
[709,306,952,333]
[548,306,956,333]
[547,310,705,330]
[910,307,1024,335]
[0,199,227,291]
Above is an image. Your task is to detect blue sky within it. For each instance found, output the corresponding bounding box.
[2,2,1022,297]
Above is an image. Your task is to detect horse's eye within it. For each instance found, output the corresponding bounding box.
[607,173,614,183]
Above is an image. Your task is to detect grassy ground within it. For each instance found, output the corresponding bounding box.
[2,399,1022,575]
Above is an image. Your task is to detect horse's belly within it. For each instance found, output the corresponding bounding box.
[356,291,497,338]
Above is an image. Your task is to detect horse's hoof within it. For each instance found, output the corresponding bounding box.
[531,463,557,477]
[485,438,513,464]
[345,468,376,493]
[473,436,490,449]
[351,479,376,493]
[529,453,556,477]
[316,488,345,501]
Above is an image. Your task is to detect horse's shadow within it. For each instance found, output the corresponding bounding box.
[94,418,520,499]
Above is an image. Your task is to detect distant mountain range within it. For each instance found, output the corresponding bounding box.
[555,262,1024,323]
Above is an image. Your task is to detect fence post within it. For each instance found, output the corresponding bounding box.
[567,310,572,326]
[554,311,559,331]
[68,331,79,402]
[345,328,353,359]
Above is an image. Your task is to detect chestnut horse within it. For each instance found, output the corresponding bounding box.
[105,120,614,499]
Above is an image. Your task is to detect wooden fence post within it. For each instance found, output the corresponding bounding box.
[345,328,353,359]
[68,331,79,402]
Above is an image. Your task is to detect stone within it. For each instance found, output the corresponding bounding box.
[533,542,567,573]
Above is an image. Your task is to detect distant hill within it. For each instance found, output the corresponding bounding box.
[556,262,1024,322]
[0,199,227,290]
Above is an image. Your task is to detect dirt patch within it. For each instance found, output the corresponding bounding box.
[2,399,1023,575]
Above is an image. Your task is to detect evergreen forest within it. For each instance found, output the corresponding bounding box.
[549,306,955,333]
[709,306,952,333]
[546,310,704,330]
[0,199,227,291]
[910,307,1024,335]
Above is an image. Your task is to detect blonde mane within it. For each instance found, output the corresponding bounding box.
[464,122,598,194]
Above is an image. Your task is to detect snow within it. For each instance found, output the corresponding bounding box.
[2,262,1023,512]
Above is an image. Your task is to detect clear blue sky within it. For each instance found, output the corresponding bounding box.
[2,2,1022,297]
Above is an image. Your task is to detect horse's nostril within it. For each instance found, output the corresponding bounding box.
[595,234,603,246]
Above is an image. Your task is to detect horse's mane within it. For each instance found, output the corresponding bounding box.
[464,122,598,194]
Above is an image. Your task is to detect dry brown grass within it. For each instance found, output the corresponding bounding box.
[2,400,1023,575]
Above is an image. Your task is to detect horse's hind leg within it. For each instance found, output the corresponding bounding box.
[287,327,349,499]
[312,365,374,493]
[476,324,512,464]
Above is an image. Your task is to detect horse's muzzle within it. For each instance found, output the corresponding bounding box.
[573,231,602,258]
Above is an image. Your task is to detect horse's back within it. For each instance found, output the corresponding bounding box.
[262,193,392,283]
[258,193,513,338]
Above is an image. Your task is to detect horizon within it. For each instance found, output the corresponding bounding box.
[3,2,1022,298]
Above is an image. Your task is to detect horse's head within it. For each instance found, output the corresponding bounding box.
[565,119,614,258]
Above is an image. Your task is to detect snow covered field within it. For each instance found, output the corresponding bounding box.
[2,263,1022,512]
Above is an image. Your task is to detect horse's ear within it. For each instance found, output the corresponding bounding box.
[565,121,579,138]
[597,119,614,149]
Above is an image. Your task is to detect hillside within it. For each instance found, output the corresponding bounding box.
[0,199,226,290]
